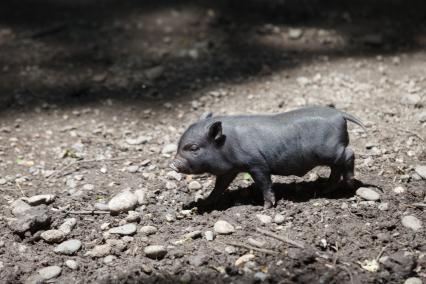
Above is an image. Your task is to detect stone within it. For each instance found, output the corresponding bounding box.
[38,266,61,280]
[94,202,109,211]
[356,187,380,201]
[41,230,66,243]
[189,254,208,267]
[59,218,77,234]
[288,28,303,39]
[140,225,158,235]
[393,186,406,194]
[188,181,202,190]
[401,215,422,231]
[108,191,138,213]
[127,165,139,173]
[85,244,111,258]
[54,239,82,255]
[25,194,55,206]
[204,230,214,241]
[184,230,202,240]
[65,260,78,270]
[225,246,237,254]
[11,199,31,216]
[108,223,137,235]
[165,181,177,190]
[103,255,116,264]
[166,171,182,181]
[401,94,422,106]
[235,254,255,266]
[144,65,164,80]
[247,238,266,248]
[378,203,389,211]
[83,184,94,191]
[134,189,146,205]
[254,272,269,282]
[162,144,177,154]
[214,220,235,235]
[274,214,285,224]
[256,214,272,224]
[125,211,141,223]
[404,277,423,284]
[8,205,51,234]
[144,245,167,259]
[125,136,151,145]
[414,165,426,179]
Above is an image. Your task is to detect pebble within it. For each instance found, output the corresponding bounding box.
[162,144,177,154]
[83,184,94,191]
[167,171,182,181]
[144,245,167,259]
[65,260,78,270]
[134,189,146,205]
[38,266,62,280]
[41,229,66,243]
[103,255,116,264]
[85,244,111,258]
[214,220,235,235]
[225,246,237,254]
[0,178,6,185]
[25,194,55,206]
[188,181,202,190]
[184,230,202,239]
[127,165,139,173]
[165,213,175,222]
[11,199,31,216]
[54,239,82,255]
[401,94,422,106]
[393,186,406,194]
[414,165,426,179]
[125,136,151,145]
[404,277,423,284]
[108,191,138,213]
[204,230,214,241]
[235,254,255,266]
[108,223,137,235]
[288,28,303,39]
[356,187,380,201]
[247,238,266,248]
[378,203,389,211]
[165,181,177,190]
[256,214,272,224]
[125,211,141,223]
[8,205,51,234]
[274,214,285,224]
[140,225,158,235]
[254,272,269,282]
[401,215,423,231]
[59,218,77,234]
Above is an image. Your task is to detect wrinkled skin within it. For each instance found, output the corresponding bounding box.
[170,106,366,209]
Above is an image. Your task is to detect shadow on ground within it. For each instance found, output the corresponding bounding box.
[0,0,425,113]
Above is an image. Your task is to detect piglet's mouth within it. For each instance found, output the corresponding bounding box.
[169,159,191,174]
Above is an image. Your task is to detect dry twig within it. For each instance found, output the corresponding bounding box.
[256,228,305,249]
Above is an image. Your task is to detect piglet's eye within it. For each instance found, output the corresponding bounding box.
[184,144,199,151]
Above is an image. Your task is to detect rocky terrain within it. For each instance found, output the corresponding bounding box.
[0,0,425,283]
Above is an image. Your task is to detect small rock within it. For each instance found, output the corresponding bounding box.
[85,244,111,258]
[38,266,61,280]
[189,254,208,267]
[256,214,272,224]
[378,203,389,211]
[401,94,422,106]
[125,136,151,145]
[188,181,202,190]
[296,76,310,86]
[184,230,202,240]
[166,171,182,181]
[162,144,177,154]
[401,215,423,231]
[127,165,139,173]
[134,189,146,205]
[225,246,237,254]
[393,186,406,194]
[140,225,158,235]
[11,199,31,216]
[214,220,235,235]
[54,239,82,255]
[288,28,303,39]
[125,211,140,223]
[94,202,109,211]
[82,184,94,191]
[108,223,137,235]
[144,65,164,80]
[103,255,116,264]
[59,218,77,234]
[235,254,255,266]
[404,277,423,284]
[254,272,269,282]
[25,194,55,206]
[108,191,138,213]
[165,213,175,222]
[247,238,266,248]
[65,260,78,270]
[8,205,51,234]
[414,165,426,179]
[41,229,66,243]
[165,181,177,190]
[144,245,167,259]
[0,178,7,185]
[204,231,214,241]
[274,214,285,224]
[356,187,380,201]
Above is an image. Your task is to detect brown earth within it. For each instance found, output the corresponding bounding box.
[0,0,425,283]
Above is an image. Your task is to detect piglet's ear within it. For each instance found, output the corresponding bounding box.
[208,121,223,142]
[199,112,213,120]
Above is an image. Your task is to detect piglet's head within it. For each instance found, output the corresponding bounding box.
[170,115,225,175]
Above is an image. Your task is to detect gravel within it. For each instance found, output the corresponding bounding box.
[144,245,167,259]
[41,229,66,243]
[108,191,138,213]
[356,187,381,201]
[414,165,426,179]
[140,225,158,235]
[54,239,82,255]
[58,218,77,234]
[65,260,78,270]
[401,215,423,231]
[256,214,272,224]
[108,223,137,235]
[38,266,62,280]
[214,220,235,235]
[25,194,55,206]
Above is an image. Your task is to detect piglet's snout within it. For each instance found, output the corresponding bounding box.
[169,157,186,173]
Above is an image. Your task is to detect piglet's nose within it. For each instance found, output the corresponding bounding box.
[169,161,179,172]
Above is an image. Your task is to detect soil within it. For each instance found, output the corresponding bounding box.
[0,0,425,283]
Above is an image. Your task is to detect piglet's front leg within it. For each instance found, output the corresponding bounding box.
[203,173,237,205]
[250,168,275,209]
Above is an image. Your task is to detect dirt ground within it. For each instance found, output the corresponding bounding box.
[0,0,425,283]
